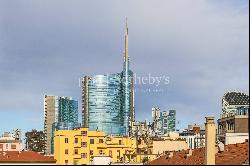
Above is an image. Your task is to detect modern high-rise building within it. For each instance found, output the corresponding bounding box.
[164,110,176,134]
[44,95,79,155]
[81,20,135,136]
[152,107,161,121]
[151,107,162,135]
[131,120,148,137]
[151,107,176,136]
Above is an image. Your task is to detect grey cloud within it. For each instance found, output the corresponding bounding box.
[0,0,248,130]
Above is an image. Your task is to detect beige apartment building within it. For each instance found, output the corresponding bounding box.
[44,95,58,155]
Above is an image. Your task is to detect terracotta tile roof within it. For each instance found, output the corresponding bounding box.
[148,142,249,165]
[0,151,56,163]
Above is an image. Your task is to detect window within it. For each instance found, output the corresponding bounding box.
[117,150,120,157]
[81,153,87,158]
[74,149,78,155]
[99,150,104,155]
[109,150,112,157]
[81,142,87,147]
[75,138,78,144]
[90,150,93,155]
[65,138,69,143]
[65,160,68,165]
[81,131,87,136]
[11,144,16,150]
[119,140,122,145]
[0,144,3,149]
[99,139,103,143]
[90,139,94,144]
[65,149,69,155]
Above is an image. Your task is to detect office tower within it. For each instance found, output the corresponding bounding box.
[81,20,134,136]
[152,107,161,122]
[161,110,169,134]
[44,95,79,154]
[217,91,249,144]
[131,120,148,137]
[161,110,176,134]
[151,108,176,136]
[166,110,176,133]
[25,129,45,153]
[151,107,162,135]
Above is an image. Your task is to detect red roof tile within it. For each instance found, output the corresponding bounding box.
[148,142,249,165]
[0,151,56,163]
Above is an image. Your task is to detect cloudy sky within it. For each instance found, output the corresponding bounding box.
[0,0,249,137]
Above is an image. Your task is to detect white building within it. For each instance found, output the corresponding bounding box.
[91,156,112,165]
[0,130,22,152]
[223,133,249,145]
[179,124,205,149]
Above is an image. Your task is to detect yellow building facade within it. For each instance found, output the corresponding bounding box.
[54,128,137,165]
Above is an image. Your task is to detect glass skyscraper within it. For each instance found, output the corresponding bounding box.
[81,20,135,136]
[44,95,79,154]
[165,110,176,133]
[57,97,78,124]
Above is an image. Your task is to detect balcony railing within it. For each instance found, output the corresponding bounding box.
[220,113,248,119]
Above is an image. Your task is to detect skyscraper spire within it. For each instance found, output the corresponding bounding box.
[81,19,134,137]
[122,17,132,136]
[124,17,129,65]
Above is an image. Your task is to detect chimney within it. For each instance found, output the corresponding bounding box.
[187,149,192,157]
[204,117,216,165]
[169,152,173,158]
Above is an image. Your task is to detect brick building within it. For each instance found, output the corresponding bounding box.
[217,92,249,144]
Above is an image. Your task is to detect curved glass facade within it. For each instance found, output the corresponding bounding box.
[83,72,133,135]
[88,74,123,135]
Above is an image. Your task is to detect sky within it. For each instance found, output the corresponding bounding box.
[0,0,249,140]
